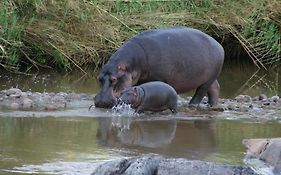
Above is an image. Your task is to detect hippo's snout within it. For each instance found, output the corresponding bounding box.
[94,94,117,108]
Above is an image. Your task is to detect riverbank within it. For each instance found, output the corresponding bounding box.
[1,88,281,122]
[1,0,280,72]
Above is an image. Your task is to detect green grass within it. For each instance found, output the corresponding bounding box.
[0,0,23,71]
[0,0,280,72]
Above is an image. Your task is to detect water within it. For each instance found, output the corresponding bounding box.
[0,64,281,174]
[0,64,280,98]
[1,112,281,175]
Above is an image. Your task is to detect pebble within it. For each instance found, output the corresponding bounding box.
[259,94,267,101]
[10,103,19,109]
[22,98,34,109]
[6,88,22,96]
[271,96,280,103]
[235,95,252,103]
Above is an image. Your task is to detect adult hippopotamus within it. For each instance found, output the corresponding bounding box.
[94,26,224,108]
[118,81,178,113]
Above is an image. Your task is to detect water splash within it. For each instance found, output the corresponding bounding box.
[112,102,136,117]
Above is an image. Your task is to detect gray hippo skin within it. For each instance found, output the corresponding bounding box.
[94,26,224,108]
[119,81,178,113]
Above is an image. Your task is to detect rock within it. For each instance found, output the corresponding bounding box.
[235,95,252,103]
[211,104,227,112]
[22,98,34,109]
[271,96,280,103]
[10,102,20,109]
[236,105,249,112]
[243,139,270,158]
[20,92,28,98]
[243,138,281,174]
[227,103,237,110]
[259,94,267,101]
[6,88,22,96]
[92,154,256,175]
[93,155,162,175]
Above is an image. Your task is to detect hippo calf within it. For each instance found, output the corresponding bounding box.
[94,26,224,108]
[118,81,178,113]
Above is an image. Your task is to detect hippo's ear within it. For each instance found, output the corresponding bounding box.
[117,63,127,72]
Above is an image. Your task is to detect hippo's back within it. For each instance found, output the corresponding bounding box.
[131,26,224,93]
[139,81,177,102]
[132,26,224,63]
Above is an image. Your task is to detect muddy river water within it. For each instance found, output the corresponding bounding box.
[0,65,281,175]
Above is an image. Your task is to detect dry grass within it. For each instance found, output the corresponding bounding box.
[0,0,280,73]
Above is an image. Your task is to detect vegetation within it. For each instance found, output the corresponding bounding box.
[0,0,280,73]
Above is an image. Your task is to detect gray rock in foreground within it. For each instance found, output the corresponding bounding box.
[92,154,256,175]
[243,138,281,174]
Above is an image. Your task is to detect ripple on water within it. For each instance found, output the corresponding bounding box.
[3,150,126,175]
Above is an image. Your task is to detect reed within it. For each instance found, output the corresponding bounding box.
[0,0,280,72]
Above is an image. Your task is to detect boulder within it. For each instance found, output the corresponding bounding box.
[92,154,256,175]
[243,138,281,174]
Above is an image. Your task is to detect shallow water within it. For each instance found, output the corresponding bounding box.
[0,64,280,98]
[0,65,281,174]
[1,107,281,174]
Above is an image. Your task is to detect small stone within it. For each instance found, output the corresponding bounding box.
[6,88,22,96]
[259,94,267,101]
[252,96,259,101]
[271,96,280,103]
[237,105,249,112]
[45,104,56,111]
[10,102,19,109]
[243,95,252,103]
[227,103,237,110]
[234,95,252,103]
[211,104,227,111]
[20,92,27,98]
[22,98,34,109]
[235,95,245,102]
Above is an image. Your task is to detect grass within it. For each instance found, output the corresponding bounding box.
[0,0,280,73]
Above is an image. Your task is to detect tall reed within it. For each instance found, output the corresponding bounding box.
[0,0,280,72]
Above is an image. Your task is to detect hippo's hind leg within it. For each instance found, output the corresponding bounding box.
[189,79,217,107]
[207,80,220,106]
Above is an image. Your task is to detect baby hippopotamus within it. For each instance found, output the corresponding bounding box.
[118,81,178,113]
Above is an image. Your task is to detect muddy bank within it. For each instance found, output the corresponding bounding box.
[0,88,281,120]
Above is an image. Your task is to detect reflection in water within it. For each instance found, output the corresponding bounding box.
[96,117,217,159]
[1,116,281,174]
[219,65,280,98]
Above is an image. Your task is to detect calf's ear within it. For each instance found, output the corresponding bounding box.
[133,87,138,96]
[110,76,117,85]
